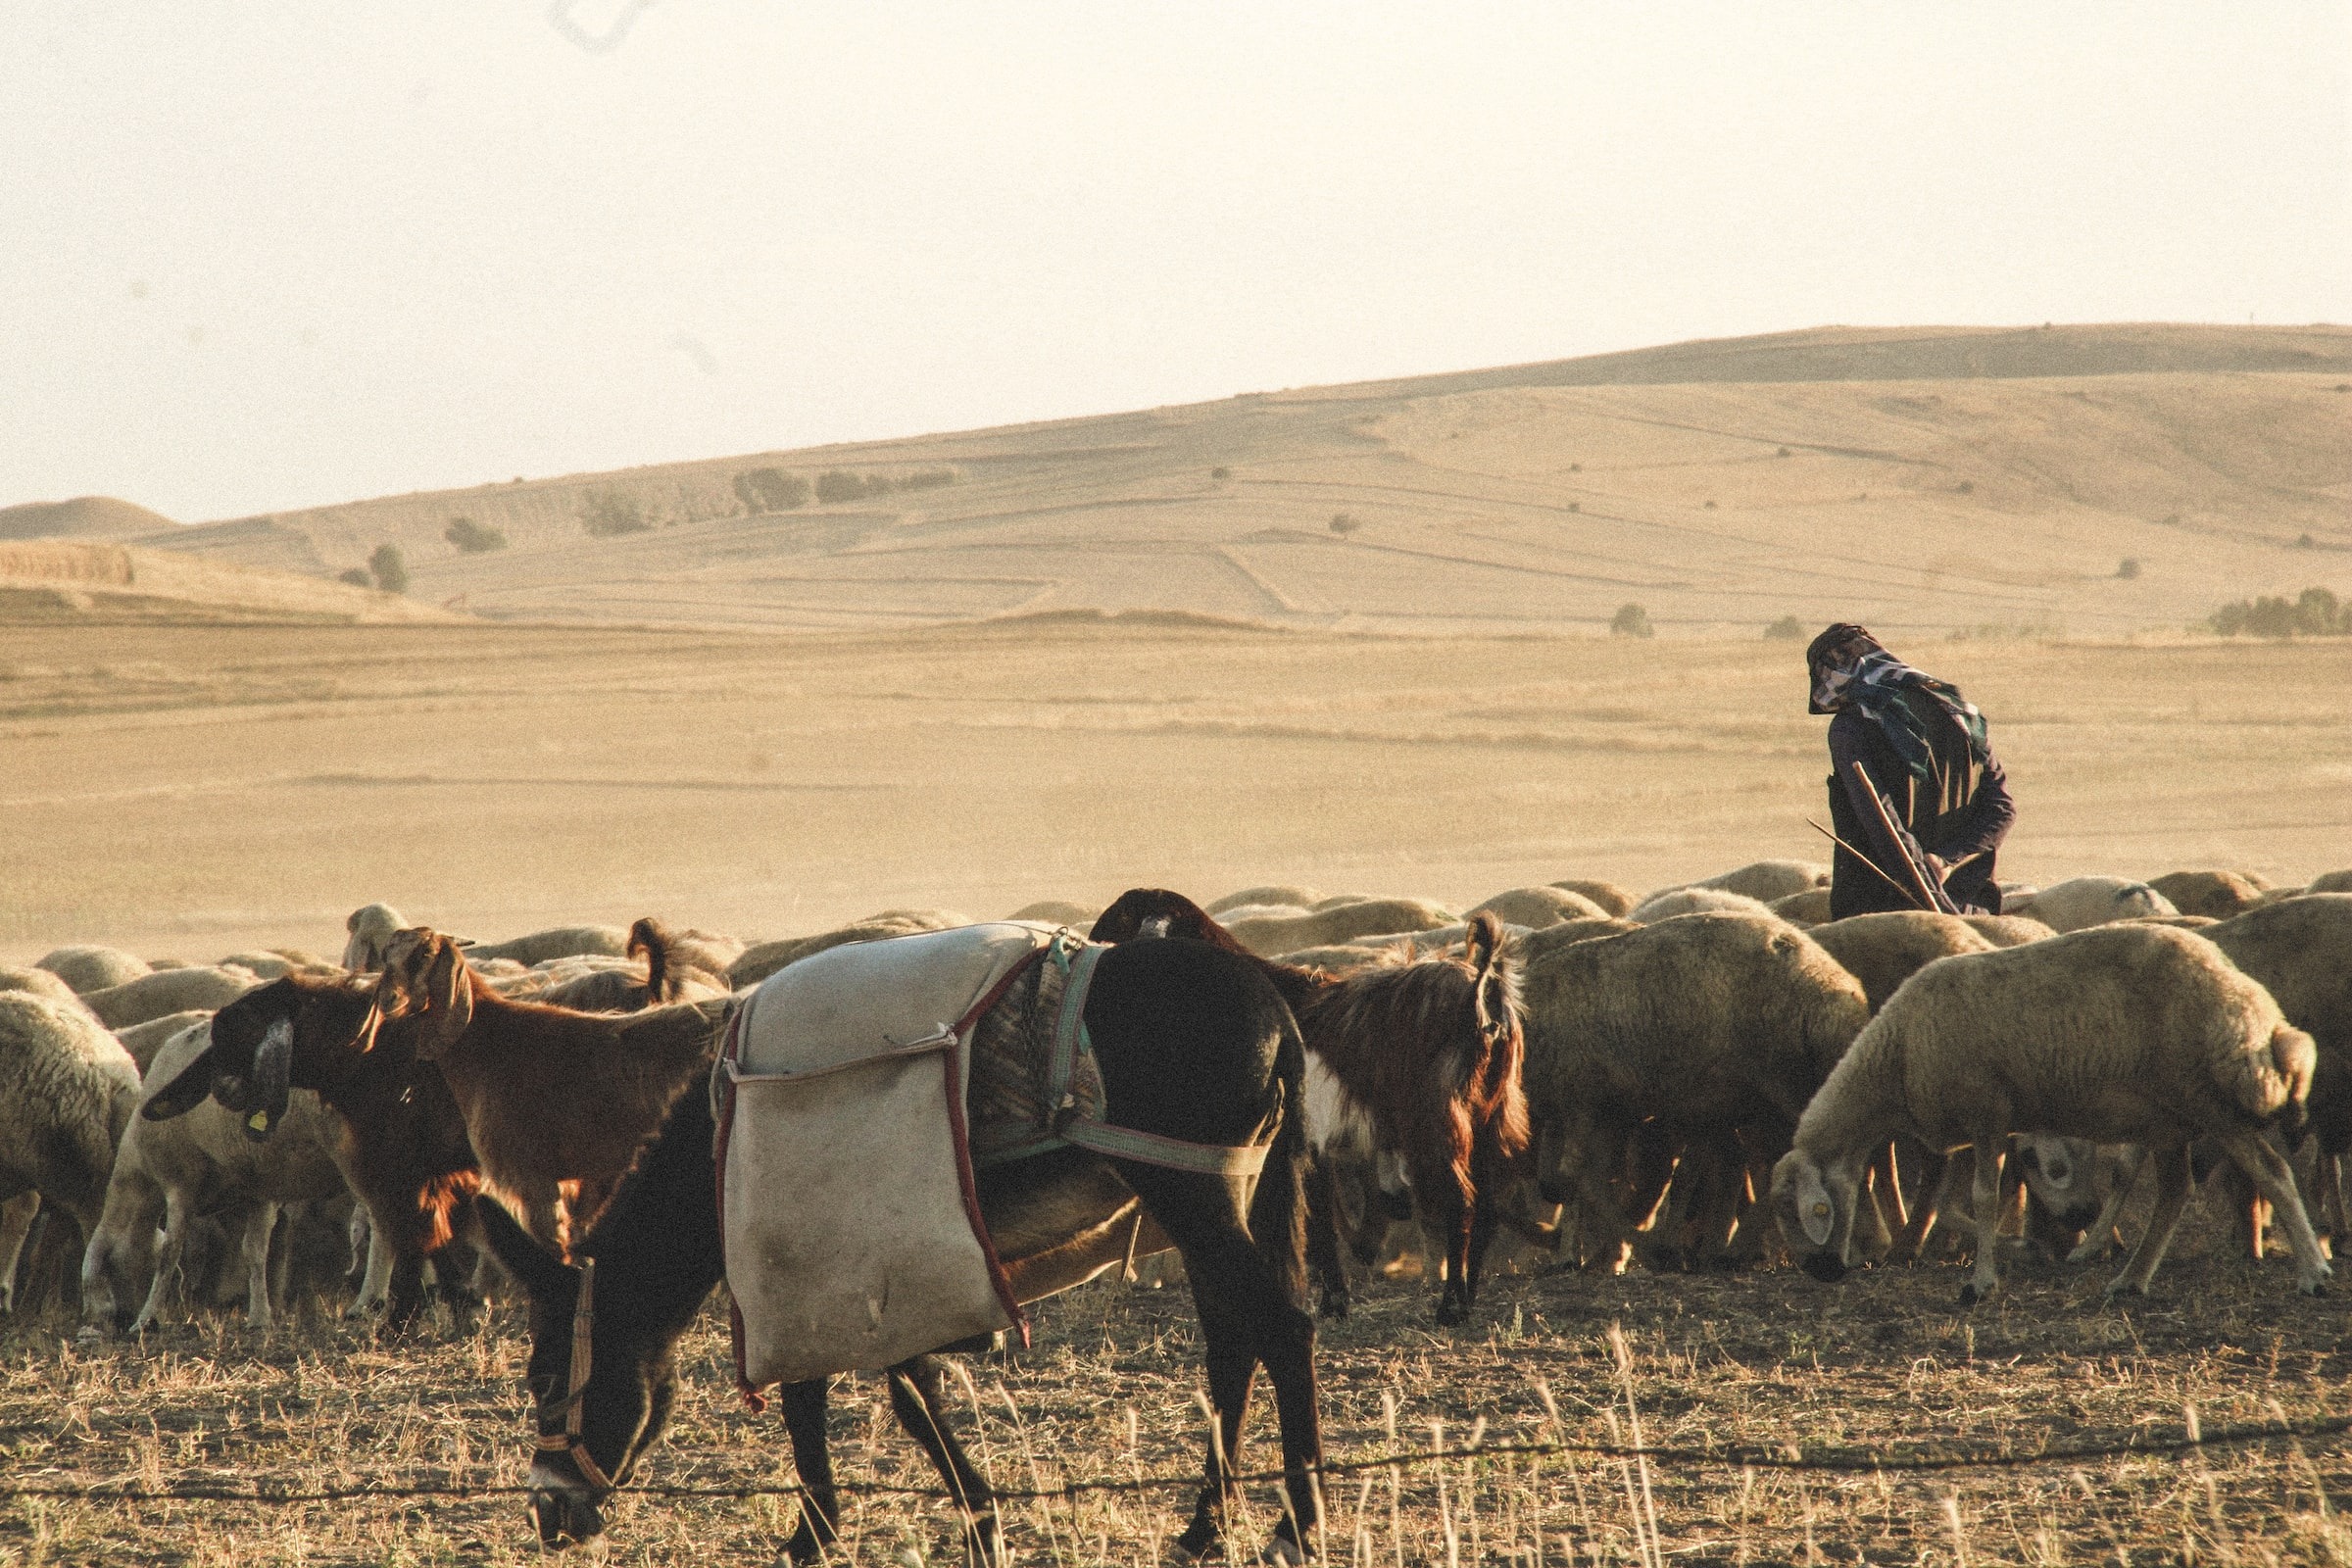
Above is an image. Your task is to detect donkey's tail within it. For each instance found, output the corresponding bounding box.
[1248,1004,1312,1312]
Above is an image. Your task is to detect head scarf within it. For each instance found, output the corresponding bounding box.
[1805,622,1989,781]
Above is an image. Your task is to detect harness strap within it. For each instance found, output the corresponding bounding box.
[536,1255,614,1495]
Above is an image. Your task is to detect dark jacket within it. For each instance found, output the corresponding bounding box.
[1826,707,2015,918]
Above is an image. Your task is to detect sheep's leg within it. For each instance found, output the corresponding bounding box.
[0,1192,37,1314]
[1959,1143,2006,1305]
[238,1202,282,1330]
[347,1217,394,1319]
[2067,1146,2144,1265]
[2214,1129,2333,1296]
[1891,1150,1950,1263]
[130,1189,194,1337]
[2329,1153,2352,1258]
[2108,1147,2193,1298]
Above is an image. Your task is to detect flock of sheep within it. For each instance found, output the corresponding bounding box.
[4,858,2351,1347]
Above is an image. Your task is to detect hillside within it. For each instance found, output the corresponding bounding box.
[0,541,456,625]
[0,495,177,542]
[53,323,2352,635]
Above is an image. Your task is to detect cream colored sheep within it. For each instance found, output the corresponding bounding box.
[1689,858,1832,904]
[2148,870,2270,920]
[458,924,630,966]
[1549,879,1636,916]
[1511,917,1643,965]
[81,966,263,1030]
[1222,898,1457,957]
[728,908,972,988]
[342,904,409,972]
[35,946,151,994]
[0,995,141,1255]
[1007,900,1095,925]
[0,1192,37,1313]
[1806,912,1996,1014]
[1961,914,2055,947]
[1309,893,1381,910]
[1520,913,1870,1268]
[219,950,338,981]
[1627,887,1776,923]
[2308,870,2352,896]
[2205,894,2352,1240]
[1770,888,1834,926]
[0,965,89,1010]
[1205,885,1324,914]
[2004,876,2178,932]
[114,1010,216,1073]
[80,1020,353,1336]
[1772,924,2330,1303]
[1466,886,1609,927]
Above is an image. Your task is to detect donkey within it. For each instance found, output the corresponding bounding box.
[1090,889,1527,1325]
[477,933,1322,1564]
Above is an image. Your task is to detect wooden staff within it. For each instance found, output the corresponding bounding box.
[1805,818,1928,909]
[1843,760,1960,914]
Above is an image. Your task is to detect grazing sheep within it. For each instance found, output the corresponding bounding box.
[115,1010,217,1073]
[1961,914,2055,947]
[1807,912,1996,1014]
[2308,870,2352,896]
[1267,945,1389,973]
[2005,876,2178,932]
[1770,888,1834,926]
[1467,886,1609,927]
[343,904,410,973]
[1772,924,2330,1303]
[1689,859,1832,904]
[728,908,970,988]
[1221,898,1457,957]
[1548,879,1636,916]
[1520,913,1871,1270]
[2133,914,2218,929]
[0,994,142,1253]
[0,965,90,1010]
[456,924,630,967]
[1627,887,1776,924]
[523,919,733,1012]
[1007,900,1095,925]
[220,951,338,981]
[1309,893,1382,910]
[2149,870,2271,920]
[1511,917,1642,965]
[81,1020,353,1336]
[36,946,151,994]
[81,965,263,1030]
[1205,885,1324,914]
[0,1192,37,1313]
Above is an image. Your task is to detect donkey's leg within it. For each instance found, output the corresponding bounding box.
[887,1356,1001,1564]
[1302,1153,1351,1319]
[776,1378,843,1564]
[1461,1135,1504,1303]
[1124,1166,1322,1562]
[1411,1149,1474,1326]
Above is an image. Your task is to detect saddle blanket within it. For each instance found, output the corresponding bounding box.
[717,921,1084,1389]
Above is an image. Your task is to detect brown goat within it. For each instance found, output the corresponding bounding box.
[1091,888,1526,1325]
[371,928,731,1251]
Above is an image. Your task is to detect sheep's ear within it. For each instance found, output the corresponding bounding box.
[474,1195,575,1301]
[142,1045,220,1121]
[1790,1157,1838,1248]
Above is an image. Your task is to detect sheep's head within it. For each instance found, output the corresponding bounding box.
[143,975,374,1139]
[2012,1135,2103,1230]
[373,929,476,1060]
[1770,1148,1858,1282]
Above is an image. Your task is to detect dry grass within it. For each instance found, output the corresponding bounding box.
[5,1236,2350,1565]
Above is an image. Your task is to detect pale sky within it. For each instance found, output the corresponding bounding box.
[5,2,2348,523]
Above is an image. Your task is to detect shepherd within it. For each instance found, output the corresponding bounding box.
[1806,622,2016,918]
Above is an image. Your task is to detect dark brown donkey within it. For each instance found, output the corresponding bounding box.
[1091,889,1527,1326]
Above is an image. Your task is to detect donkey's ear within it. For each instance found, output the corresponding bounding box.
[1463,910,1505,974]
[142,1043,220,1121]
[474,1195,576,1301]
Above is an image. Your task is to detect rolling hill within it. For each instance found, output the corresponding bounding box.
[26,322,2352,636]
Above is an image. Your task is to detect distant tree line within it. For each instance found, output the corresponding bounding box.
[445,516,508,554]
[2209,586,2352,638]
[731,466,956,514]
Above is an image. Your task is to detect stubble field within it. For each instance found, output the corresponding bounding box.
[3,614,2351,1565]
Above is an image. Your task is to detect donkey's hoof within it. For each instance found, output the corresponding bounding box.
[2102,1283,2145,1303]
[1172,1517,1221,1562]
[2299,1279,2330,1298]
[1957,1283,1988,1306]
[1260,1529,1311,1563]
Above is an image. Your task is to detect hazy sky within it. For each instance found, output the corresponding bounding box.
[6,3,2348,522]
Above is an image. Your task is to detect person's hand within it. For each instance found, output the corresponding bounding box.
[1922,852,1948,885]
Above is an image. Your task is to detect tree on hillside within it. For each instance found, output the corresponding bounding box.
[814,469,873,505]
[338,567,373,589]
[580,490,655,537]
[1610,603,1654,638]
[733,468,810,514]
[444,516,508,554]
[368,543,410,594]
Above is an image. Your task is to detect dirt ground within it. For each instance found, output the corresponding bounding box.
[4,618,2349,965]
[3,1234,2347,1566]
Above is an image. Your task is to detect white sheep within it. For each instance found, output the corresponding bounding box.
[81,1019,353,1336]
[729,908,972,988]
[1465,886,1610,927]
[35,945,151,994]
[0,995,141,1273]
[1772,924,2330,1303]
[342,904,410,972]
[1520,912,1871,1269]
[1686,858,1832,904]
[1221,898,1457,957]
[1006,900,1096,925]
[2147,870,2272,920]
[2308,869,2352,896]
[1547,878,1637,916]
[0,964,91,1010]
[1962,914,2056,948]
[2003,876,2178,932]
[1205,885,1324,914]
[1769,888,1834,926]
[80,965,262,1030]
[1627,887,1776,923]
[115,1009,217,1073]
[1806,911,1996,1014]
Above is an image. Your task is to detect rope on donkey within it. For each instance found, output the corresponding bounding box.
[3,1408,2346,1506]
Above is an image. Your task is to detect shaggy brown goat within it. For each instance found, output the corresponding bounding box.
[1091,888,1525,1325]
[370,928,731,1251]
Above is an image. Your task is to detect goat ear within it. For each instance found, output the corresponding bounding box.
[474,1195,576,1301]
[409,938,475,1060]
[142,1044,220,1121]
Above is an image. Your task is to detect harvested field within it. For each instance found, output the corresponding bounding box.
[4,1240,2346,1565]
